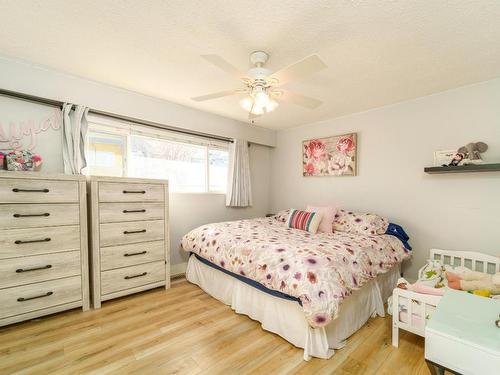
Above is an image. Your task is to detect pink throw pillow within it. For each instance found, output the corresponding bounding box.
[306,205,337,234]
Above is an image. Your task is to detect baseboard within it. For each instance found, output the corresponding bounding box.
[171,262,188,278]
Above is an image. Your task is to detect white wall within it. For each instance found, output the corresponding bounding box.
[0,56,274,272]
[271,78,500,278]
[0,96,63,172]
[0,56,275,147]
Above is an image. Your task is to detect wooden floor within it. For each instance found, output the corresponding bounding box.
[0,279,432,375]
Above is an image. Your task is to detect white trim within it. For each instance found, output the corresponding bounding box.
[171,262,188,277]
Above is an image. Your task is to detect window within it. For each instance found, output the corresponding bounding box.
[129,135,207,192]
[86,132,125,177]
[85,116,229,193]
[209,148,228,192]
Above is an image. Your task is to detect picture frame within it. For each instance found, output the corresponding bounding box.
[302,133,357,176]
[433,150,456,166]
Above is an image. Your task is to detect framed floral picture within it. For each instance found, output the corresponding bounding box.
[302,133,357,176]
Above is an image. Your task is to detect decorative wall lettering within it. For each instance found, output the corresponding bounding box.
[0,109,62,151]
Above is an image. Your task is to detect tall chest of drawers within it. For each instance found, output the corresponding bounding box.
[0,172,90,326]
[88,176,170,308]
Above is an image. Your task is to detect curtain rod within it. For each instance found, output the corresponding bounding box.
[89,109,233,144]
[0,88,64,108]
[0,88,234,144]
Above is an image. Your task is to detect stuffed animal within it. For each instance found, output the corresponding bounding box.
[446,271,500,295]
[443,152,464,167]
[457,142,488,163]
[418,259,446,287]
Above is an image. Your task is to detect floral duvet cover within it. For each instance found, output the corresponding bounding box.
[181,217,410,328]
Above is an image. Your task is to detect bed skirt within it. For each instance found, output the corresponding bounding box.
[186,255,400,360]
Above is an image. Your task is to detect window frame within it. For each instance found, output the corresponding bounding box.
[85,115,229,194]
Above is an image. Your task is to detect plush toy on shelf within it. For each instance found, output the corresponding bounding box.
[446,271,500,297]
[443,152,465,167]
[457,141,488,165]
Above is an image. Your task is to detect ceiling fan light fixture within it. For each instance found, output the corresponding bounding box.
[252,90,269,108]
[240,97,253,112]
[194,51,326,120]
[251,105,265,115]
[266,98,279,112]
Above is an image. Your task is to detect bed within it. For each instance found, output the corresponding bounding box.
[181,213,410,360]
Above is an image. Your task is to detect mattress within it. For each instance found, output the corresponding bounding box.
[181,216,410,328]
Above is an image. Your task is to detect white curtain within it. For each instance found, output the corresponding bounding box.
[226,139,253,207]
[62,103,89,174]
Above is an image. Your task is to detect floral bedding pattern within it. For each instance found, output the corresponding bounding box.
[182,217,410,328]
[333,209,389,235]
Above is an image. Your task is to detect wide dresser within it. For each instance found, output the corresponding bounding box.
[88,176,170,308]
[0,172,89,326]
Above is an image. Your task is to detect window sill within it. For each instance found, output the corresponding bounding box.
[170,191,226,196]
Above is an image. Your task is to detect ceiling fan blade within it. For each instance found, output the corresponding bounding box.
[191,89,240,102]
[278,90,323,109]
[201,54,246,80]
[270,55,327,86]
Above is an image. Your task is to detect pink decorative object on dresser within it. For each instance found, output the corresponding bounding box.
[5,150,42,171]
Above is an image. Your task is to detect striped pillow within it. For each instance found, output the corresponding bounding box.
[286,209,323,234]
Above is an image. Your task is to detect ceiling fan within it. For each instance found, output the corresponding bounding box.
[191,51,327,120]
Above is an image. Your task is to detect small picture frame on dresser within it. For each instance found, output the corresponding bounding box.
[87,176,170,309]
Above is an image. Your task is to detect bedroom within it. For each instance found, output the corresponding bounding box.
[0,1,499,374]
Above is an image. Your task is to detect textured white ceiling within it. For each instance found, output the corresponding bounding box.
[1,1,500,129]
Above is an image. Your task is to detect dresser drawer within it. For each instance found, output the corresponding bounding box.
[100,241,165,271]
[0,204,80,229]
[99,220,164,247]
[101,261,165,295]
[99,202,164,223]
[0,251,81,289]
[0,276,82,319]
[0,179,79,203]
[98,182,164,203]
[0,225,81,259]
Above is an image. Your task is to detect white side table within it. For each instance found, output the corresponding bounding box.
[425,289,500,375]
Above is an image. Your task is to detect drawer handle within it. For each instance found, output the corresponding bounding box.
[124,251,148,257]
[15,238,51,245]
[16,264,52,273]
[123,190,146,194]
[17,291,53,302]
[13,213,51,218]
[123,229,146,234]
[124,272,147,280]
[123,209,146,213]
[12,188,50,193]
